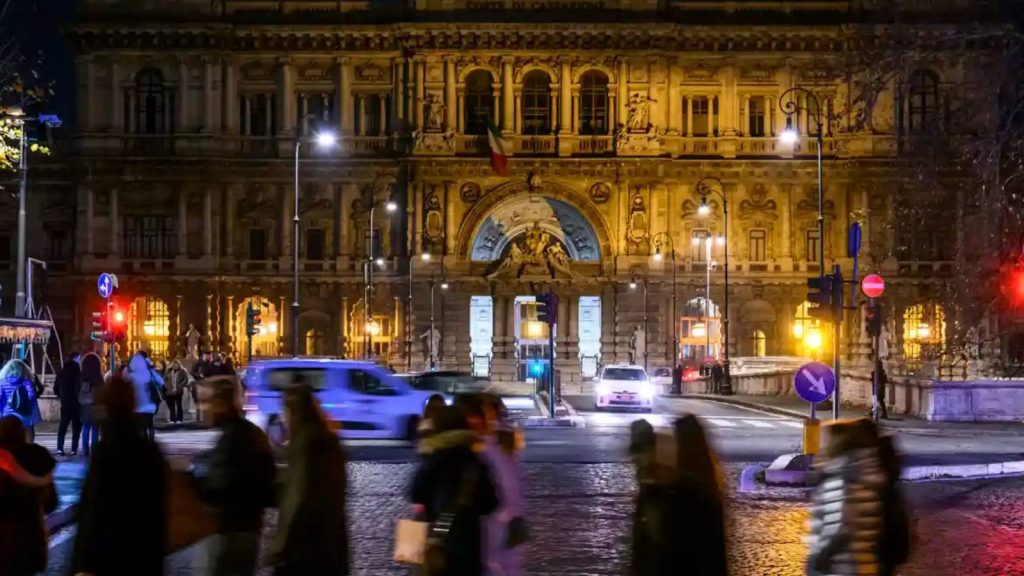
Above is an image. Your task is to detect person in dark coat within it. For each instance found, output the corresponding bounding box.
[164,359,190,424]
[191,351,216,421]
[410,405,499,576]
[872,362,890,420]
[55,352,83,456]
[79,353,106,457]
[71,375,169,576]
[271,382,349,576]
[630,415,728,576]
[191,376,276,575]
[0,415,57,576]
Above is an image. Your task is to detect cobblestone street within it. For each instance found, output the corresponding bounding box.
[44,462,1024,575]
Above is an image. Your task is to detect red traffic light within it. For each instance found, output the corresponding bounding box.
[112,310,125,324]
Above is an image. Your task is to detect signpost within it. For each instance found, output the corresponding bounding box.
[794,361,837,455]
[97,273,118,371]
[861,273,886,422]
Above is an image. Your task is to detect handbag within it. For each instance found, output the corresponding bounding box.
[506,516,529,548]
[147,369,163,406]
[394,464,478,573]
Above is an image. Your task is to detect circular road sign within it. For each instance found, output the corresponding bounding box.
[861,274,885,299]
[794,361,836,404]
[97,273,115,299]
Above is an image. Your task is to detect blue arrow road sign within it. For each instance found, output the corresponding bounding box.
[794,361,836,404]
[97,273,114,299]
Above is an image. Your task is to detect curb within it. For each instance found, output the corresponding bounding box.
[902,460,1024,481]
[660,395,1024,438]
[46,503,78,534]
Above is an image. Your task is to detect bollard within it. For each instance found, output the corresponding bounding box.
[803,418,821,455]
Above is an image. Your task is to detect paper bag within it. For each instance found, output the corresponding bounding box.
[393,518,428,565]
[166,469,219,553]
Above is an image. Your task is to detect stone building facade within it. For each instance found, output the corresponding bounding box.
[11,0,1000,382]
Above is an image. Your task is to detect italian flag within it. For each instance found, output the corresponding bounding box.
[487,121,509,176]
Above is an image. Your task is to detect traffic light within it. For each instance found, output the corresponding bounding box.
[865,304,883,337]
[246,302,262,336]
[110,307,127,341]
[90,311,108,342]
[807,275,834,322]
[535,294,550,326]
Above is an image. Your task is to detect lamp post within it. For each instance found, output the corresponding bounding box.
[696,176,732,395]
[292,122,337,356]
[428,259,449,370]
[406,234,435,372]
[651,233,677,369]
[363,198,398,359]
[778,87,826,276]
[628,272,648,371]
[3,107,61,318]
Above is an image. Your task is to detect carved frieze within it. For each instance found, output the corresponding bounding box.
[242,62,273,81]
[626,187,648,246]
[356,60,389,83]
[741,66,776,83]
[299,65,328,82]
[796,187,836,219]
[685,63,718,82]
[237,183,276,223]
[738,184,778,222]
[298,183,334,217]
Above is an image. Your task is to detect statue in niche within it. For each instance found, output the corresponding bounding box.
[423,93,446,131]
[485,223,575,279]
[546,242,573,277]
[486,242,525,280]
[420,327,442,365]
[626,189,648,245]
[185,323,201,359]
[626,93,655,132]
[629,325,646,366]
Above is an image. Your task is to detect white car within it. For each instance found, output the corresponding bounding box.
[650,367,673,394]
[242,359,434,443]
[594,365,655,411]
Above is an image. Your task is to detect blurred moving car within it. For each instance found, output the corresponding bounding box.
[396,370,486,403]
[650,367,672,393]
[242,359,434,444]
[593,364,655,412]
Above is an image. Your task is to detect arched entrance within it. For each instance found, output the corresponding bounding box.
[793,301,827,359]
[902,303,946,368]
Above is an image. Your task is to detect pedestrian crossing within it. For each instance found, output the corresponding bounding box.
[580,411,804,432]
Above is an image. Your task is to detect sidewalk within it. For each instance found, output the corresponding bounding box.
[664,393,1024,437]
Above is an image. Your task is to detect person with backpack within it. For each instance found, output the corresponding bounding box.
[0,360,42,442]
[79,353,106,457]
[410,404,499,576]
[55,352,83,456]
[125,352,164,440]
[190,376,276,575]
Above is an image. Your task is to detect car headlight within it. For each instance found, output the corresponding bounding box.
[596,382,611,396]
[640,382,656,397]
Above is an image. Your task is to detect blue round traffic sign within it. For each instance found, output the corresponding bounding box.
[97,273,115,299]
[794,361,836,404]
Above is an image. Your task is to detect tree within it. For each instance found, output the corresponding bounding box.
[0,0,53,171]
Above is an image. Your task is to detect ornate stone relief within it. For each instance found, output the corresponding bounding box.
[796,187,836,219]
[485,224,575,280]
[589,182,611,204]
[741,66,775,82]
[685,63,718,81]
[423,185,444,247]
[299,65,328,81]
[356,61,388,82]
[460,182,482,204]
[237,184,276,223]
[412,130,456,154]
[626,187,649,247]
[298,183,333,217]
[241,62,273,81]
[738,184,778,222]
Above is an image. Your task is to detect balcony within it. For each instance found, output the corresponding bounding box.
[126,135,174,155]
[237,136,277,157]
[573,136,613,155]
[516,136,556,156]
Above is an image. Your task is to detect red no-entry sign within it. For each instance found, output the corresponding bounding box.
[861,274,885,298]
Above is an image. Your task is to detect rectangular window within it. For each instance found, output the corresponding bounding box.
[249,228,267,261]
[749,229,767,262]
[47,230,69,261]
[0,234,10,262]
[241,94,276,136]
[123,216,175,259]
[691,229,709,262]
[748,98,766,137]
[692,97,710,137]
[806,229,821,263]
[358,94,384,136]
[305,228,325,261]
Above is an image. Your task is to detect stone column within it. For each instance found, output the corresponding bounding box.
[203,186,213,256]
[445,56,457,131]
[127,86,137,133]
[685,95,693,137]
[337,58,354,136]
[225,295,235,353]
[225,185,239,258]
[224,60,238,134]
[110,187,120,256]
[667,62,679,135]
[110,60,123,132]
[278,59,295,137]
[413,58,425,129]
[379,94,388,136]
[502,57,514,134]
[559,58,572,134]
[177,188,188,256]
[721,66,737,136]
[177,59,190,132]
[202,58,216,132]
[617,58,629,128]
[82,58,96,132]
[85,186,95,254]
[742,94,750,136]
[393,57,405,124]
[355,96,363,136]
[280,185,292,259]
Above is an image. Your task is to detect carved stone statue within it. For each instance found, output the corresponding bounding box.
[185,323,201,359]
[423,94,446,131]
[486,242,525,280]
[420,327,441,363]
[878,321,891,360]
[626,93,655,132]
[546,242,574,278]
[629,325,646,366]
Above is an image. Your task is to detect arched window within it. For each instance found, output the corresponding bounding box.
[464,70,494,136]
[908,70,939,133]
[135,68,168,134]
[521,71,552,135]
[579,71,610,136]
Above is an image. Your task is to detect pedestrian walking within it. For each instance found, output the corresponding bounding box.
[270,382,349,576]
[418,393,447,448]
[478,394,527,576]
[0,359,42,442]
[125,351,164,440]
[629,414,728,576]
[164,359,190,424]
[71,375,169,576]
[192,351,216,421]
[191,376,276,576]
[79,352,105,457]
[805,419,886,576]
[55,352,83,456]
[872,362,890,420]
[0,415,57,576]
[710,362,724,395]
[410,404,499,576]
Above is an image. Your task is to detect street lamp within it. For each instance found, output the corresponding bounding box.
[405,230,441,372]
[3,107,60,318]
[693,235,717,367]
[650,233,678,376]
[360,197,398,360]
[695,176,732,395]
[628,271,648,371]
[292,116,338,356]
[427,261,449,370]
[778,87,826,276]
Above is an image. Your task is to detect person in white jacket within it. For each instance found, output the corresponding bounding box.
[125,351,164,440]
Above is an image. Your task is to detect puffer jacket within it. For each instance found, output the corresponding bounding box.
[0,375,41,427]
[806,448,886,576]
[125,354,164,415]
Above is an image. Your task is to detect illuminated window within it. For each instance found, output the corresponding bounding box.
[579,71,609,136]
[902,303,946,364]
[135,297,169,358]
[752,330,766,357]
[748,98,766,137]
[522,71,552,136]
[749,229,767,262]
[237,298,279,357]
[793,301,824,359]
[908,70,939,134]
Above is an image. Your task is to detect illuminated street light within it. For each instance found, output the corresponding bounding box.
[793,323,804,339]
[697,196,711,217]
[375,256,385,267]
[420,251,432,262]
[386,199,398,213]
[440,280,449,290]
[805,329,823,350]
[779,116,799,145]
[315,131,338,148]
